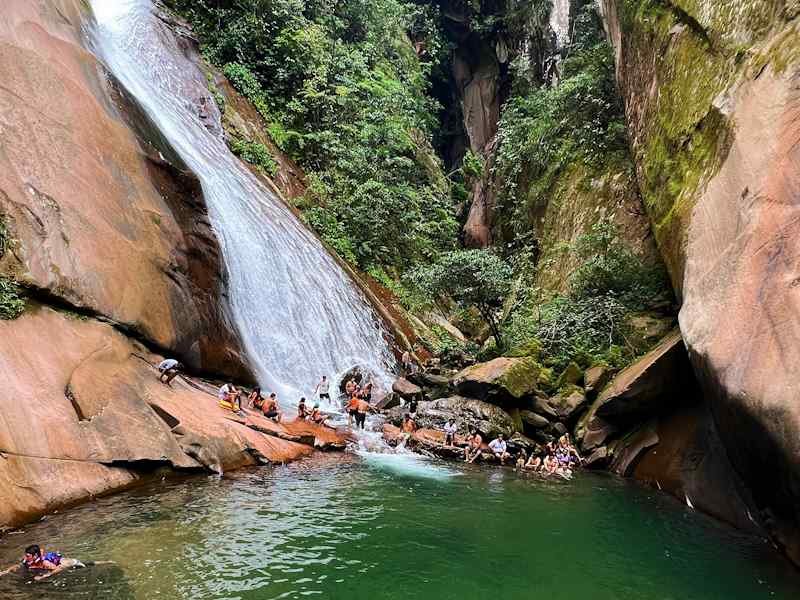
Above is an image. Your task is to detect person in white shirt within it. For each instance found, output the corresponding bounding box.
[314,376,331,402]
[157,358,182,386]
[488,434,511,465]
[443,419,457,446]
[218,383,241,410]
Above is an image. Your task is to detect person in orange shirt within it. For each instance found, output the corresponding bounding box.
[354,397,373,430]
[346,395,359,426]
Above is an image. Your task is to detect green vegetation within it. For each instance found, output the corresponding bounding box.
[165,0,458,277]
[494,5,628,238]
[0,215,24,320]
[229,137,279,176]
[502,220,670,372]
[407,249,513,348]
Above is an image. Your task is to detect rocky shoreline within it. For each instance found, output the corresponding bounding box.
[377,329,760,538]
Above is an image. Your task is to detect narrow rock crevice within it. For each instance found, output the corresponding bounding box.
[64,384,88,422]
[18,289,237,384]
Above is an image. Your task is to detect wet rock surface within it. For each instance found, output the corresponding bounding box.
[0,307,345,529]
[0,0,249,380]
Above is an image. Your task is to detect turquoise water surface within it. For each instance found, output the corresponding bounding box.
[0,452,797,599]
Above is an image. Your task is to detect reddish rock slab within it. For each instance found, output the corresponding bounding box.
[0,308,316,529]
[0,0,248,379]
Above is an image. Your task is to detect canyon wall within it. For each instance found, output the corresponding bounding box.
[602,0,800,563]
[0,0,329,527]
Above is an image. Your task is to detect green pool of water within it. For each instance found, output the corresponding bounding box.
[0,452,797,599]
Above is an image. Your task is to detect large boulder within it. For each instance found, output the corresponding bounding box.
[452,357,543,406]
[392,378,423,400]
[520,410,550,430]
[548,386,589,421]
[387,396,518,439]
[595,330,694,422]
[0,307,313,528]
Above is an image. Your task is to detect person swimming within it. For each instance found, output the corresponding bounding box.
[0,544,95,582]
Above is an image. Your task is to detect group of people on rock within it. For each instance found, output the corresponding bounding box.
[516,435,582,478]
[155,358,360,430]
[456,426,581,477]
[462,430,511,465]
[343,377,376,430]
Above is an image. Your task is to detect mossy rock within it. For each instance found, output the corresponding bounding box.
[555,361,583,391]
[453,356,543,406]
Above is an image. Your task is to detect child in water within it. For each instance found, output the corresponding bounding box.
[0,544,86,581]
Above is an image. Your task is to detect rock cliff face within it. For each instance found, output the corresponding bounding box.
[602,0,800,563]
[0,0,348,528]
[0,0,249,380]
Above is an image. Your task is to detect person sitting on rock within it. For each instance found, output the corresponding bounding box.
[443,419,457,446]
[218,383,241,411]
[310,403,331,427]
[248,387,264,410]
[488,434,511,465]
[465,429,483,463]
[263,393,281,422]
[558,434,582,466]
[297,397,310,420]
[516,450,528,470]
[157,358,182,387]
[525,451,543,471]
[541,452,559,476]
[401,414,417,434]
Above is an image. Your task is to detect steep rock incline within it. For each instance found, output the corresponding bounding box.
[0,307,319,528]
[603,0,800,563]
[0,0,249,379]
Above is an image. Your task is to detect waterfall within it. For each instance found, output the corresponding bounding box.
[548,0,572,50]
[86,0,396,402]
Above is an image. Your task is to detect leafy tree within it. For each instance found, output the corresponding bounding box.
[407,249,513,348]
[166,0,457,276]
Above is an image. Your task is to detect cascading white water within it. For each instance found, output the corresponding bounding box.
[549,0,572,50]
[87,0,396,402]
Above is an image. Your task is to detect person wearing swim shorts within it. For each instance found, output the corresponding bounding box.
[355,398,372,430]
[314,376,331,402]
[263,393,281,422]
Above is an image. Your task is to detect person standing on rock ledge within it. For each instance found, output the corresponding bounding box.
[443,419,457,446]
[314,375,331,404]
[157,358,182,387]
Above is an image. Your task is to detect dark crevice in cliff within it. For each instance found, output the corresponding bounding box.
[64,384,89,422]
[149,403,181,430]
[106,458,204,473]
[19,289,237,385]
